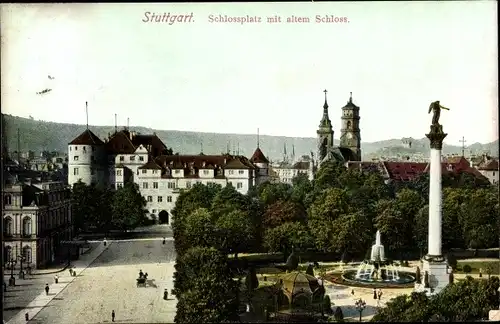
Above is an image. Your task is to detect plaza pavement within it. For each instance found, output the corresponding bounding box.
[5,241,111,324]
[30,239,177,324]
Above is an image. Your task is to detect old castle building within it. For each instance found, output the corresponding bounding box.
[67,128,270,225]
[317,90,362,165]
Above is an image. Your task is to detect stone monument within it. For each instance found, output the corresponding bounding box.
[415,101,450,294]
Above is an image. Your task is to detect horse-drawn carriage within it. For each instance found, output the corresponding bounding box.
[136,271,148,287]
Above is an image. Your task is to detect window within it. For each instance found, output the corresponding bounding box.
[167,182,175,189]
[74,146,78,150]
[228,170,234,175]
[238,170,244,174]
[186,182,192,189]
[74,156,79,161]
[4,195,12,205]
[117,183,123,189]
[152,209,156,213]
[167,196,172,202]
[3,217,13,236]
[5,246,12,262]
[237,182,243,189]
[91,155,95,162]
[23,246,32,263]
[73,168,79,176]
[493,172,496,176]
[130,156,136,161]
[203,170,210,175]
[116,170,122,176]
[153,182,158,189]
[142,169,147,174]
[23,217,32,236]
[119,156,124,162]
[147,196,152,202]
[174,169,180,174]
[143,182,148,189]
[139,156,144,161]
[158,196,163,202]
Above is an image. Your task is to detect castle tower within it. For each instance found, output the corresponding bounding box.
[250,128,270,186]
[67,102,107,187]
[340,92,361,161]
[317,90,334,163]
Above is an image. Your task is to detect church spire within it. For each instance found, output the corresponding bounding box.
[319,89,332,129]
[349,91,353,103]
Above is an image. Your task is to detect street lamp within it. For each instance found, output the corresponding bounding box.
[7,259,17,285]
[17,255,26,279]
[355,298,366,322]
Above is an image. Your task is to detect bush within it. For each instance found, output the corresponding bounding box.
[334,306,344,322]
[306,264,315,277]
[245,267,259,291]
[286,251,299,271]
[322,295,333,314]
[463,264,472,274]
[447,254,458,269]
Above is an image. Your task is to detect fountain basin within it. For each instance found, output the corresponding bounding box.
[333,270,415,288]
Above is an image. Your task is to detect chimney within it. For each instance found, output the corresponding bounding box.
[224,158,227,164]
[130,131,134,140]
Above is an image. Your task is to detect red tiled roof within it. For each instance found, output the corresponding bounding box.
[477,159,499,171]
[69,129,104,145]
[250,147,269,164]
[292,161,310,170]
[383,162,427,181]
[105,130,168,157]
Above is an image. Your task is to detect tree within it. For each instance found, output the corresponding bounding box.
[313,160,346,190]
[245,267,259,292]
[71,180,114,233]
[291,173,313,207]
[173,247,240,323]
[459,188,499,249]
[211,184,250,218]
[184,208,217,249]
[258,182,293,206]
[331,211,372,256]
[110,182,148,230]
[216,209,254,257]
[375,189,423,258]
[263,222,313,253]
[334,306,344,322]
[262,200,307,229]
[172,183,222,255]
[413,205,428,254]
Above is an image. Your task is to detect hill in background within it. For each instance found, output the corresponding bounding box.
[2,114,498,161]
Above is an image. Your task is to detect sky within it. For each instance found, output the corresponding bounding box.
[1,2,498,145]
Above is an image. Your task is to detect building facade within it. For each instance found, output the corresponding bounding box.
[476,158,499,184]
[68,128,271,225]
[3,179,72,270]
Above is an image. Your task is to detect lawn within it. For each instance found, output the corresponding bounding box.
[455,260,500,275]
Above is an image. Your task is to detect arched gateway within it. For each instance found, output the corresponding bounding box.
[158,210,169,224]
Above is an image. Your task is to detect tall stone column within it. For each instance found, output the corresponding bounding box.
[418,123,449,294]
[426,124,447,258]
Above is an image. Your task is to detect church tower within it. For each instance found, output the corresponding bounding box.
[340,92,361,161]
[317,90,334,163]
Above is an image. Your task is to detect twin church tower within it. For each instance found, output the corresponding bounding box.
[316,90,361,164]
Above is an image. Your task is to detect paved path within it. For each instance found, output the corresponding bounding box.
[6,241,111,324]
[29,239,177,324]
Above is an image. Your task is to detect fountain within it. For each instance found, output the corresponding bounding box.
[340,231,415,288]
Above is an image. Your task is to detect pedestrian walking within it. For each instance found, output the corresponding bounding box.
[54,275,59,284]
[373,288,377,299]
[162,237,166,245]
[45,283,49,295]
[479,268,483,278]
[111,310,115,322]
[351,289,355,296]
[377,289,383,300]
[104,238,107,246]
